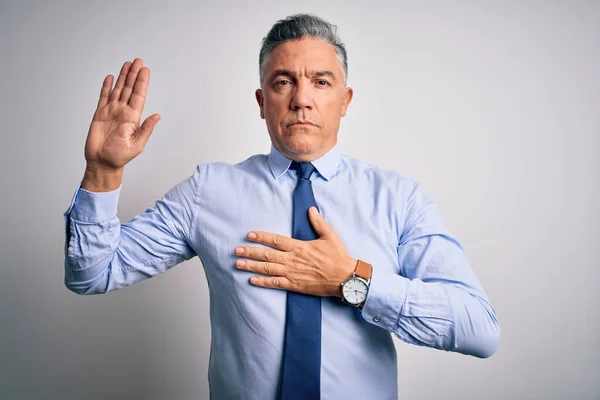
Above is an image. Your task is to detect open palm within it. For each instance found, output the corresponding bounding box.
[85,58,160,171]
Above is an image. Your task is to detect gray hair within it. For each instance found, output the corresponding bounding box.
[258,14,348,87]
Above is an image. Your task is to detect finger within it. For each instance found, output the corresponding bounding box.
[236,259,286,276]
[246,231,297,251]
[97,75,113,109]
[129,66,150,111]
[308,206,334,238]
[120,58,144,104]
[234,246,286,264]
[109,61,132,103]
[249,275,291,290]
[133,113,161,148]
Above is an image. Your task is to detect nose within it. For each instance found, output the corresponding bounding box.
[290,80,313,111]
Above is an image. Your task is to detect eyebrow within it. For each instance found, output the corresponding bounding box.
[269,69,337,82]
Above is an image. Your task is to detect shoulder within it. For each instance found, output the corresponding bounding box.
[191,153,268,179]
[338,154,436,222]
[337,153,421,196]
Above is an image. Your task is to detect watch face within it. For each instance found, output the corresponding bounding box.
[342,278,369,305]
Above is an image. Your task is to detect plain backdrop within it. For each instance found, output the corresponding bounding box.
[1,1,598,399]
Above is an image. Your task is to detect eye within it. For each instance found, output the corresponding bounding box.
[275,79,292,86]
[316,80,330,86]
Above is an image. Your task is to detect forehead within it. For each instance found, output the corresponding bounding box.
[265,37,343,77]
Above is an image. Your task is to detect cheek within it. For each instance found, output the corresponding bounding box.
[322,100,343,125]
[264,96,287,122]
[262,104,279,125]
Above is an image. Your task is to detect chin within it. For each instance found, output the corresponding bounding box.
[270,127,333,160]
[281,137,320,156]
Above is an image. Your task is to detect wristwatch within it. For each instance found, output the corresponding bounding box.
[341,260,373,308]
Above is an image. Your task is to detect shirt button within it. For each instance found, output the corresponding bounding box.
[67,247,73,253]
[373,314,381,323]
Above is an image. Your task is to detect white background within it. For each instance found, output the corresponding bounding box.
[1,0,598,398]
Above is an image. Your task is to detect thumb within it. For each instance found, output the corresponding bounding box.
[135,113,161,146]
[308,206,335,239]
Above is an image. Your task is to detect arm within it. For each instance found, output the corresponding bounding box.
[361,183,500,358]
[63,167,200,295]
[64,57,195,294]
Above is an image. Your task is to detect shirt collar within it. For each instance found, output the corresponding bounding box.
[267,143,341,181]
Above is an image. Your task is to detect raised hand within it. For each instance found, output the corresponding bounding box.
[82,58,160,191]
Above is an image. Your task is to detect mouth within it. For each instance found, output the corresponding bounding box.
[289,121,316,127]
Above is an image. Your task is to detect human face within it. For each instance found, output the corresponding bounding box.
[255,37,353,162]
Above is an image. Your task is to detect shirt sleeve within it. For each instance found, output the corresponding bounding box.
[63,166,201,295]
[360,182,500,358]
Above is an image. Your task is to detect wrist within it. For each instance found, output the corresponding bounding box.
[81,162,124,192]
[332,258,358,298]
[340,260,373,307]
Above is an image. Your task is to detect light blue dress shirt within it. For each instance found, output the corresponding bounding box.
[64,144,500,400]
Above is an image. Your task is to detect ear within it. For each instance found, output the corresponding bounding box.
[255,89,265,119]
[340,86,354,117]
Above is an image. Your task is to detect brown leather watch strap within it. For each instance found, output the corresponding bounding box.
[354,260,372,281]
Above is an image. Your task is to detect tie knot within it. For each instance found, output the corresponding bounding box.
[290,161,316,180]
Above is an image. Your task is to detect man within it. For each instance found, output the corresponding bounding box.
[64,13,499,400]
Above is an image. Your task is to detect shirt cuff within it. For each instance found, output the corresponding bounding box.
[64,185,121,223]
[361,267,409,331]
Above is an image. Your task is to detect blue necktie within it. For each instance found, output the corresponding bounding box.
[280,161,321,400]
